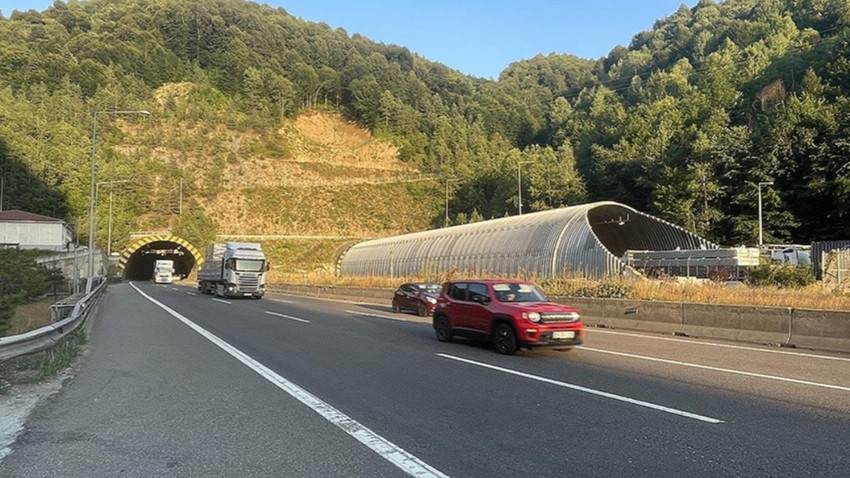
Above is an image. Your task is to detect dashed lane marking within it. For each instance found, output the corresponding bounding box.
[346,310,409,322]
[578,346,850,392]
[265,311,310,323]
[587,328,850,362]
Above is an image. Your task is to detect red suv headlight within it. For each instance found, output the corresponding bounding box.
[522,312,542,323]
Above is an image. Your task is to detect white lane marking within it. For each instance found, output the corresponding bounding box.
[171,287,179,291]
[186,292,197,296]
[212,298,231,305]
[265,311,310,323]
[269,298,295,304]
[579,346,850,392]
[438,353,723,424]
[346,310,409,322]
[588,328,850,363]
[130,283,448,478]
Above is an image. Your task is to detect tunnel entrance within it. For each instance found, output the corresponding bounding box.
[119,235,203,281]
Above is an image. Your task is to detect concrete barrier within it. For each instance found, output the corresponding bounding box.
[551,297,605,326]
[790,308,850,353]
[681,303,792,345]
[599,299,684,334]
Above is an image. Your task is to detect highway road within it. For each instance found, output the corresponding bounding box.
[2,282,849,477]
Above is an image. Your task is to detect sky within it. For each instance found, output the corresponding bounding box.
[0,0,696,79]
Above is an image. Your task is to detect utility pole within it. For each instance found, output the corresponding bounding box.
[445,178,459,224]
[518,161,532,215]
[107,190,114,256]
[758,181,774,246]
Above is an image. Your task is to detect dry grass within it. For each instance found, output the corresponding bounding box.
[270,271,850,311]
[289,113,403,170]
[8,297,57,336]
[611,280,850,310]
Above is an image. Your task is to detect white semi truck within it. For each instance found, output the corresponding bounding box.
[153,259,175,284]
[197,242,267,299]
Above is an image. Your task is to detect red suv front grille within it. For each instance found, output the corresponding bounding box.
[541,313,579,323]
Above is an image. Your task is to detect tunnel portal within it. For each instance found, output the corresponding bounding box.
[119,235,203,281]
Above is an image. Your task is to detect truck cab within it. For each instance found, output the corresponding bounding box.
[198,242,268,299]
[153,259,175,284]
[221,247,268,298]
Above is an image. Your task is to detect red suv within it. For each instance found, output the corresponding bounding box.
[432,279,584,355]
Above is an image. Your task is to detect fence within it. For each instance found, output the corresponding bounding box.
[821,250,850,288]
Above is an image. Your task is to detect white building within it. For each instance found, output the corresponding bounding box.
[0,209,73,251]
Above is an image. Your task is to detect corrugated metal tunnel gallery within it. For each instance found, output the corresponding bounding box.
[337,201,716,279]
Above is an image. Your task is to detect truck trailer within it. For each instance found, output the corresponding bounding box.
[153,259,175,284]
[197,242,267,299]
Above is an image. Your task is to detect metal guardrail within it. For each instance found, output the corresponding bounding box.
[0,278,107,362]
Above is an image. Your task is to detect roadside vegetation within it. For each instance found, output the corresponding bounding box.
[0,330,85,395]
[0,250,66,337]
[0,250,80,394]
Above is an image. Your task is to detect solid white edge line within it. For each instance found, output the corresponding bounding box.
[437,353,723,424]
[130,282,448,478]
[212,298,231,305]
[579,346,850,392]
[587,328,850,362]
[265,311,310,323]
[346,310,409,322]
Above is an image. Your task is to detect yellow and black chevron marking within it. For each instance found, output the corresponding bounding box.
[118,234,204,270]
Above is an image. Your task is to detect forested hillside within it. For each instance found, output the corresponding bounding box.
[1,0,850,250]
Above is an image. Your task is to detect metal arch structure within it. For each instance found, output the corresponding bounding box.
[337,201,717,279]
[118,234,204,270]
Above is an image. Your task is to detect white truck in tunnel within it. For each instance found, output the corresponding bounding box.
[197,242,268,299]
[153,259,175,284]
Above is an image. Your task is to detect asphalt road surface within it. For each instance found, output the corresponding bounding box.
[1,282,849,477]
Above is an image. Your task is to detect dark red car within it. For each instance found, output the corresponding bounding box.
[392,283,442,317]
[432,279,584,355]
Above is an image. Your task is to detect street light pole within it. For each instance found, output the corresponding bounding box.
[88,110,149,285]
[95,179,130,257]
[517,161,532,215]
[758,181,774,246]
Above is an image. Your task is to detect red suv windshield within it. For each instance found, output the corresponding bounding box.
[492,282,547,303]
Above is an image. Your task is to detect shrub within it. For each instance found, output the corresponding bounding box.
[745,264,814,288]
